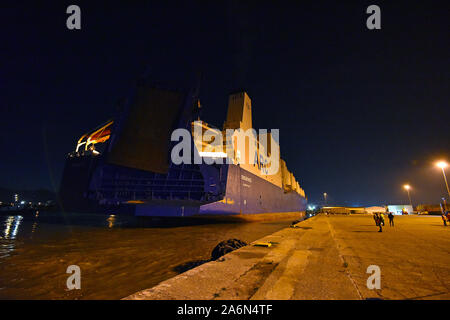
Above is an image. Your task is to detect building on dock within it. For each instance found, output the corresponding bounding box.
[386,204,413,215]
[320,206,366,214]
[320,206,389,215]
[365,206,387,214]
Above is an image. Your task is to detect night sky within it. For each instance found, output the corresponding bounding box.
[1,1,449,206]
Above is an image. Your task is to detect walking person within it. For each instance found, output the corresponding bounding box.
[443,212,449,226]
[379,212,385,226]
[374,213,382,232]
[373,213,379,226]
[388,212,394,226]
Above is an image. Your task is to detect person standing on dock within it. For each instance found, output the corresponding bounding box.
[379,213,385,226]
[388,212,394,227]
[373,213,383,232]
[373,213,379,226]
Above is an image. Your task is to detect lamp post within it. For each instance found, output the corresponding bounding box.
[436,161,450,200]
[403,184,413,211]
[323,192,327,206]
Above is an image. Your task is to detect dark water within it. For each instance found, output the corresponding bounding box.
[0,212,294,299]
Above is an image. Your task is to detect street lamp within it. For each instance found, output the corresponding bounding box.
[436,161,450,200]
[323,192,327,206]
[403,184,413,210]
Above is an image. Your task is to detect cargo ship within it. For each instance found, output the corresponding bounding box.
[59,80,307,219]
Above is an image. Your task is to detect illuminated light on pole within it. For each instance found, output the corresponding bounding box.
[436,161,450,200]
[403,184,413,210]
[323,192,327,205]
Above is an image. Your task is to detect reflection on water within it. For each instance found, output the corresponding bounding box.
[0,212,295,299]
[107,215,116,228]
[0,216,24,260]
[3,215,23,239]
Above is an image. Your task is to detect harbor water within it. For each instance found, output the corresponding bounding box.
[0,212,296,299]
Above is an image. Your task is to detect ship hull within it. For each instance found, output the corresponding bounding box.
[135,164,307,217]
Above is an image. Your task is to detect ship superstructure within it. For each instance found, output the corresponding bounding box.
[59,82,307,217]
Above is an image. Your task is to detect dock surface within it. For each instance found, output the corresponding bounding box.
[125,214,450,300]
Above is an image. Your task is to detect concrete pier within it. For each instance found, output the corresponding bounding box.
[125,214,450,300]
